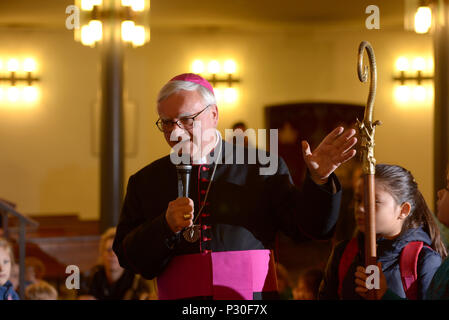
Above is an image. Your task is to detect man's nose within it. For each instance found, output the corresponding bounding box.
[168,126,186,140]
[437,189,444,200]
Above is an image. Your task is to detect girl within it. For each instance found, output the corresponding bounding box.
[82,228,152,300]
[319,164,446,300]
[356,163,449,299]
[0,238,19,300]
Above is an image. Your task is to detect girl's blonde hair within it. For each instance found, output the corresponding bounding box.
[98,227,116,264]
[25,280,58,300]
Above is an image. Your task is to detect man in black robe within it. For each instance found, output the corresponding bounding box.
[113,73,357,299]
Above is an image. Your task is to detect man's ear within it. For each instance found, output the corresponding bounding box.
[399,202,412,220]
[211,104,219,125]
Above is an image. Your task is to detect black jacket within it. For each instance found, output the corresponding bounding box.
[87,265,142,300]
[319,227,442,300]
[113,140,342,283]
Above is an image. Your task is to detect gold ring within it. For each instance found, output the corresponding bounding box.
[183,214,191,220]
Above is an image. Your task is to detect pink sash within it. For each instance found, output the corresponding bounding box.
[157,249,278,300]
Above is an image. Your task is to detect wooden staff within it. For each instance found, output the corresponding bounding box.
[356,41,382,289]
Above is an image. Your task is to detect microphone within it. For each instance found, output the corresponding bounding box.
[176,165,192,198]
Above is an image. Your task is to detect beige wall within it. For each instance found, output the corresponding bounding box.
[0,23,435,220]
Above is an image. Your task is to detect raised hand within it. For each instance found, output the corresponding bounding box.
[302,126,357,185]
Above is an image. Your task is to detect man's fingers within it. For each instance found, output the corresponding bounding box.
[181,219,193,228]
[301,141,312,157]
[174,206,194,216]
[166,197,196,233]
[177,208,194,227]
[173,198,194,211]
[333,128,356,147]
[339,137,358,154]
[301,141,321,170]
[177,214,194,230]
[323,126,345,144]
[334,136,358,164]
[177,197,194,205]
[338,149,357,164]
[181,212,194,220]
[168,201,195,232]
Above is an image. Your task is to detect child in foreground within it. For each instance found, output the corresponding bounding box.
[355,164,449,300]
[0,238,20,300]
[320,164,446,299]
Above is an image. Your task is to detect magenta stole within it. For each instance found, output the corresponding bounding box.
[157,249,278,299]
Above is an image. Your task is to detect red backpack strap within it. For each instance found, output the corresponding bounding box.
[399,241,424,300]
[338,237,359,298]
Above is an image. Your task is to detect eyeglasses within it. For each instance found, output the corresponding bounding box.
[156,105,211,133]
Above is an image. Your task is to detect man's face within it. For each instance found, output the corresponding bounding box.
[157,89,218,158]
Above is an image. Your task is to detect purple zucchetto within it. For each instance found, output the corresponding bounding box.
[169,73,215,96]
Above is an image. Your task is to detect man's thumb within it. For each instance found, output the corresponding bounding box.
[302,140,311,158]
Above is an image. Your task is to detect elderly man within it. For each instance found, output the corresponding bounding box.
[113,73,357,300]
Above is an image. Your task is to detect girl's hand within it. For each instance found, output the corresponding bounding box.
[354,261,387,300]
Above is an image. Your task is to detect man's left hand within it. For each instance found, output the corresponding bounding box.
[301,126,357,185]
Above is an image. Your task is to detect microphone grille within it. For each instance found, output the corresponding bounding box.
[176,164,192,173]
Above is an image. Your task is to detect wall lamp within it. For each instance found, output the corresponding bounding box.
[393,56,434,103]
[0,58,40,104]
[74,0,150,48]
[191,59,241,104]
[394,57,433,85]
[415,2,432,34]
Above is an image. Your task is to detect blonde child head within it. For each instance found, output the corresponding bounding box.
[0,238,14,286]
[25,280,58,300]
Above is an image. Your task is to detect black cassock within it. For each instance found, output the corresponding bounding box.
[113,139,342,300]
